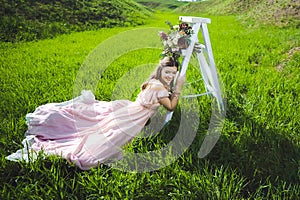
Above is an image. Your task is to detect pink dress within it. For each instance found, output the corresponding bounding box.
[6,79,169,170]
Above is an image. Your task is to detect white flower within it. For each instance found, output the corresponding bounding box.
[167,40,173,47]
[173,25,180,30]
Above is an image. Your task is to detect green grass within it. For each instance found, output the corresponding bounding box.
[1,0,152,42]
[133,0,189,11]
[177,0,300,28]
[1,12,300,199]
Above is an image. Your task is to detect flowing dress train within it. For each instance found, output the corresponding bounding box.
[6,79,169,170]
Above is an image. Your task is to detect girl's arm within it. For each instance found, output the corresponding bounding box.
[159,75,186,111]
[159,93,180,111]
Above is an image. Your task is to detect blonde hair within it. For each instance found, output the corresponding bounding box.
[141,57,179,91]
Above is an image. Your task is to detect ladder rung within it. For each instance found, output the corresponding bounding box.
[179,16,211,24]
[183,92,212,98]
[186,78,203,84]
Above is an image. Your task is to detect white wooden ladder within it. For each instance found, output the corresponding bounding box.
[165,16,225,123]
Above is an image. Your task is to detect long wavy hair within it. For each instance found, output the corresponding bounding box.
[141,57,179,91]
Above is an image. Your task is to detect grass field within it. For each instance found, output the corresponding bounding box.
[1,11,299,199]
[133,0,188,11]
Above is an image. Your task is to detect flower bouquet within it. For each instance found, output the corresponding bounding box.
[159,21,193,61]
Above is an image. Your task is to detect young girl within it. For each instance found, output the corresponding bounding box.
[6,56,186,170]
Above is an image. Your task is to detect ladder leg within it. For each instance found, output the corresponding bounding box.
[201,23,224,111]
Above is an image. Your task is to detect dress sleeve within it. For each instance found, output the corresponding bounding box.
[157,87,169,99]
[137,80,170,107]
[148,80,170,101]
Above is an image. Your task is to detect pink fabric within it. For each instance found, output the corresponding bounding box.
[24,79,169,170]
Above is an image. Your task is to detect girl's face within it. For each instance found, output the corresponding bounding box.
[161,66,177,85]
